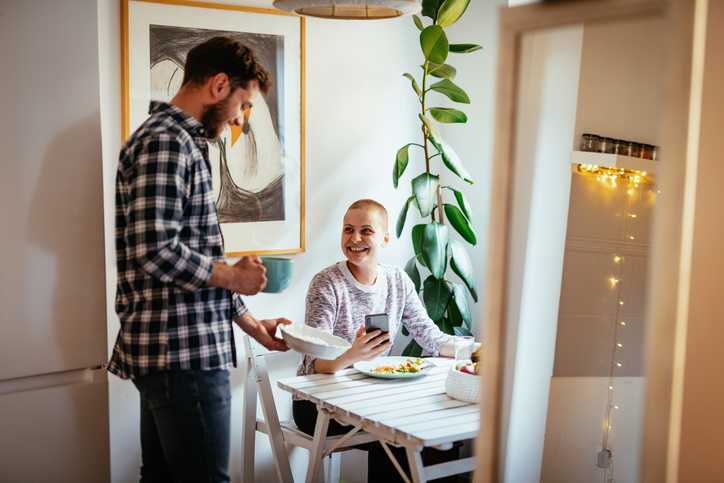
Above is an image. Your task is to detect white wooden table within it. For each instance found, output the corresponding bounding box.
[277,358,478,483]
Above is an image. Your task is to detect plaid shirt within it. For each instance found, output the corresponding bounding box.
[108,101,247,379]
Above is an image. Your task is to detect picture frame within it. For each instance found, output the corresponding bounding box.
[121,0,306,257]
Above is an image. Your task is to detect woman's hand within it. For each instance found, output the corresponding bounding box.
[314,326,392,374]
[343,325,392,364]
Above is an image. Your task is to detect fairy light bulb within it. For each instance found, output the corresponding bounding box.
[616,362,623,367]
[620,321,626,326]
[609,277,620,288]
[616,342,623,348]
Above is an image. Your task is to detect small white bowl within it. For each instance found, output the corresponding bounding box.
[280,324,351,360]
[445,360,480,403]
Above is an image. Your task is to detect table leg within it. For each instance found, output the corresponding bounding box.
[405,446,427,483]
[306,409,330,483]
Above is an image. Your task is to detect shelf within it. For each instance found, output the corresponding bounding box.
[571,151,657,175]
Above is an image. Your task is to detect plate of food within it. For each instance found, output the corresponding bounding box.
[280,324,351,360]
[353,356,434,379]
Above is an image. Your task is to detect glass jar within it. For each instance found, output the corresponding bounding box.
[641,144,654,160]
[580,133,600,152]
[627,141,641,158]
[614,139,628,155]
[601,137,616,154]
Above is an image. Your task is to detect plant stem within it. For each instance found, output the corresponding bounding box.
[437,185,445,224]
[421,60,435,222]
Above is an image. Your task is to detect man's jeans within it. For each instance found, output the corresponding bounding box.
[133,369,231,483]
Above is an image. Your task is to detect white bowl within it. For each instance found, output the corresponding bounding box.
[445,360,480,403]
[280,324,351,360]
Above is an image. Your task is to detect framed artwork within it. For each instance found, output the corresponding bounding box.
[122,0,305,256]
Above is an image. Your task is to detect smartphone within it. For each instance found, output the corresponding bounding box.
[364,313,389,337]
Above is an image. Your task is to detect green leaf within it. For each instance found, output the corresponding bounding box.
[420,26,449,65]
[405,257,421,292]
[402,339,423,357]
[449,187,472,220]
[402,325,410,337]
[450,239,478,302]
[412,224,426,264]
[422,222,449,279]
[450,43,483,53]
[451,282,472,324]
[418,114,441,144]
[403,73,421,97]
[426,63,457,79]
[413,14,424,31]
[435,141,474,184]
[393,144,411,188]
[429,78,470,104]
[412,173,439,217]
[421,0,444,20]
[437,0,471,27]
[444,204,477,245]
[439,317,454,335]
[429,107,468,123]
[454,326,473,337]
[447,295,464,327]
[423,276,452,321]
[396,196,414,238]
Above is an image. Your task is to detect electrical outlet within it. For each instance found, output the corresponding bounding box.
[597,448,612,468]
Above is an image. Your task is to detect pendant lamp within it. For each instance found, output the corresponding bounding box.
[273,0,421,20]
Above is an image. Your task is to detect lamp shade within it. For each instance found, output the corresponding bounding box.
[273,0,421,19]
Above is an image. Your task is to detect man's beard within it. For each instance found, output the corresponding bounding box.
[201,95,232,140]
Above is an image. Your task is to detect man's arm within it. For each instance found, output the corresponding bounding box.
[125,133,267,294]
[235,311,291,352]
[125,134,212,291]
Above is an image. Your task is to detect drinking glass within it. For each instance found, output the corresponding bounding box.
[454,336,475,361]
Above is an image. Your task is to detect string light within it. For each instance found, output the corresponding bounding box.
[576,164,652,189]
[580,161,654,481]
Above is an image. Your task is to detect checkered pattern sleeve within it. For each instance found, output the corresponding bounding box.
[232,292,248,319]
[125,133,214,291]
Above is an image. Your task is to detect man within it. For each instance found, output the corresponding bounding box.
[108,37,291,483]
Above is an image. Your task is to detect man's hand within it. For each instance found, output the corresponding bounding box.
[236,313,292,352]
[209,256,267,295]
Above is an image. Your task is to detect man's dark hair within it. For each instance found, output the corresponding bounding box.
[182,36,271,94]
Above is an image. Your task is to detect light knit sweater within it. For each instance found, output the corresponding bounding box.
[298,262,453,375]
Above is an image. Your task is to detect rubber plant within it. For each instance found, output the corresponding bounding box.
[394,0,482,357]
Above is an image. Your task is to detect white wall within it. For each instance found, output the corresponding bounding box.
[574,17,666,147]
[500,25,584,483]
[542,377,645,483]
[98,1,503,481]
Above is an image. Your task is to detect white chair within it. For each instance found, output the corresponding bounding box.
[240,335,376,483]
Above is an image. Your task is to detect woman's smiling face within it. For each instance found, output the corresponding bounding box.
[340,208,389,268]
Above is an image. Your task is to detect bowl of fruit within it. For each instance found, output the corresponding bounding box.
[445,347,481,403]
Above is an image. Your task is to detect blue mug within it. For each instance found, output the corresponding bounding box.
[260,257,293,293]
